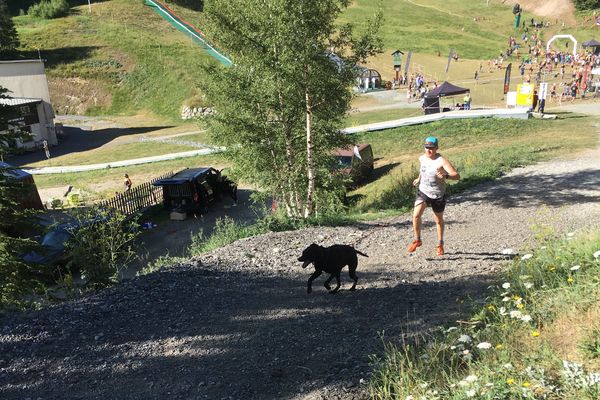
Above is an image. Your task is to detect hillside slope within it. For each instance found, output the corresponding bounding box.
[10,0,588,119]
[1,116,599,399]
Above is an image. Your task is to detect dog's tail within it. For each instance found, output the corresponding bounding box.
[355,249,368,257]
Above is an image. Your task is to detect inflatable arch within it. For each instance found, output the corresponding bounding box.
[546,34,578,54]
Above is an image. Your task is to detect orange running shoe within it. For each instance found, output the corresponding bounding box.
[436,244,445,256]
[408,239,422,253]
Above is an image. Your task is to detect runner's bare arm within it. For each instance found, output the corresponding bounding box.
[438,158,460,180]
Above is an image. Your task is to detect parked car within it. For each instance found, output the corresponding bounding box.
[333,143,374,185]
[23,222,77,266]
[153,167,237,214]
[23,215,108,267]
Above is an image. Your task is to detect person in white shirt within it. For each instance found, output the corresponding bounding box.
[408,136,460,256]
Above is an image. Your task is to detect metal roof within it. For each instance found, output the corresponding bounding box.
[333,143,371,157]
[153,167,213,186]
[0,161,32,180]
[0,97,42,106]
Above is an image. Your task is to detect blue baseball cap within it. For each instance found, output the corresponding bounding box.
[424,136,438,148]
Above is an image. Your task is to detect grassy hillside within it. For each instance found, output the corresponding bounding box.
[13,0,217,120]
[11,1,598,118]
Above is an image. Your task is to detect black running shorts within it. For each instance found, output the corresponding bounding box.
[415,189,447,213]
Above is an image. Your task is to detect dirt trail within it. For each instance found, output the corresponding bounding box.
[1,110,599,399]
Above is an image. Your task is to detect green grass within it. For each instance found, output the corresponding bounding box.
[24,141,196,168]
[346,107,422,126]
[370,229,600,399]
[13,0,598,119]
[14,0,218,120]
[348,114,597,212]
[33,152,228,199]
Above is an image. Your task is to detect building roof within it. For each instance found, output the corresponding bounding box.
[0,161,32,180]
[0,97,42,106]
[333,143,371,157]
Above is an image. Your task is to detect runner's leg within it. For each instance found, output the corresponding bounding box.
[433,210,445,243]
[412,201,427,240]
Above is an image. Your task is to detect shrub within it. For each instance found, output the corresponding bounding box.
[573,0,600,10]
[66,208,139,286]
[28,0,69,19]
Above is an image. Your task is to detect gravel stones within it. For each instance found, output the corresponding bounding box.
[1,144,599,399]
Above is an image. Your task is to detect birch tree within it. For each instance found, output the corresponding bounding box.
[201,0,381,218]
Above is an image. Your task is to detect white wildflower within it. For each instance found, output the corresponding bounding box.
[524,282,534,289]
[503,363,513,369]
[477,342,492,349]
[465,375,478,383]
[463,349,470,355]
[570,265,581,271]
[509,310,522,319]
[588,373,600,385]
[567,232,575,237]
[405,396,414,400]
[502,282,511,289]
[458,380,469,387]
[466,389,476,397]
[521,315,532,322]
[502,296,511,302]
[593,250,600,259]
[450,346,457,350]
[499,307,507,316]
[541,246,547,249]
[458,334,472,343]
[446,327,458,333]
[521,254,533,260]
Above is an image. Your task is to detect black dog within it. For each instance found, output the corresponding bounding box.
[298,243,368,294]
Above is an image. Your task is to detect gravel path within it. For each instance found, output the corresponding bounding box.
[1,120,599,399]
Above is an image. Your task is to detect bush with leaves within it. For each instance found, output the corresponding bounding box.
[28,0,69,19]
[573,0,600,10]
[66,208,139,286]
[0,86,43,310]
[0,0,19,57]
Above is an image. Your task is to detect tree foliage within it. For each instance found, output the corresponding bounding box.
[573,0,600,11]
[166,0,204,11]
[28,0,70,19]
[202,0,381,218]
[0,0,19,58]
[0,86,41,310]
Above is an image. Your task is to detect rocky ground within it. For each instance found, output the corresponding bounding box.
[1,121,599,399]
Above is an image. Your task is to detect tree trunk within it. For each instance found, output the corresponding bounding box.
[304,87,316,218]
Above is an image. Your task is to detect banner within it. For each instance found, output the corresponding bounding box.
[445,48,454,74]
[404,51,413,75]
[503,63,512,94]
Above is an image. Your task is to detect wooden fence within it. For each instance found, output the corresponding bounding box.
[99,172,173,217]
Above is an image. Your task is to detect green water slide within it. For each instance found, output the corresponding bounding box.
[144,0,233,66]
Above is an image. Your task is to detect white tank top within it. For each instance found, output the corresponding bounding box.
[418,154,446,199]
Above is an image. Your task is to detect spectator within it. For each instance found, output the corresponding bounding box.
[124,174,132,191]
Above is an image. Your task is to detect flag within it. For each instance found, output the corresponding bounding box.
[503,63,512,94]
[404,51,413,75]
[445,48,454,74]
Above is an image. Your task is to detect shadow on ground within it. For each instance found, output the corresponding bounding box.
[0,265,493,400]
[455,169,600,208]
[8,125,174,166]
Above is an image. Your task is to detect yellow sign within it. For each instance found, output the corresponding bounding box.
[516,84,535,107]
